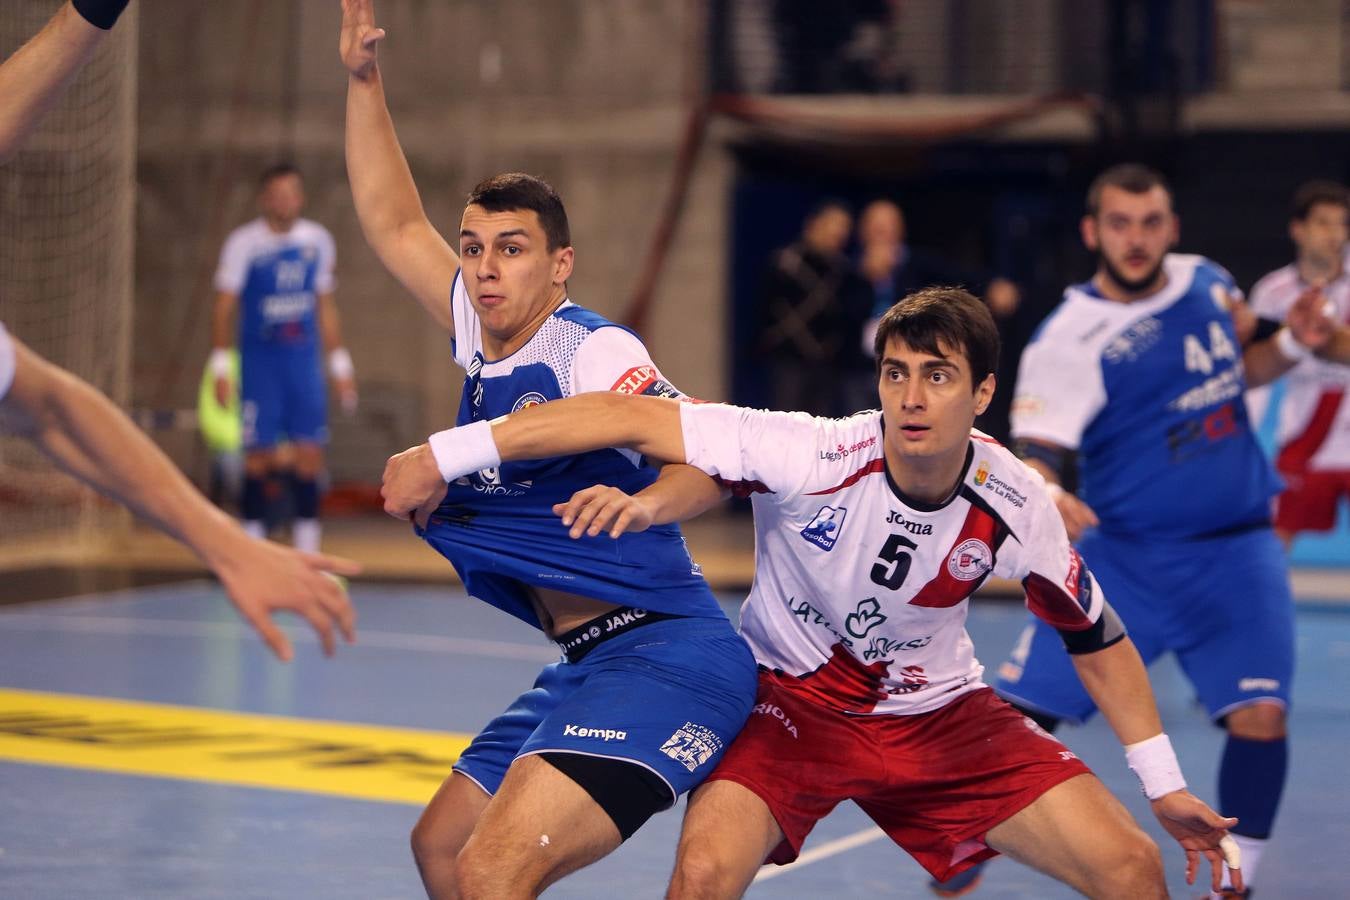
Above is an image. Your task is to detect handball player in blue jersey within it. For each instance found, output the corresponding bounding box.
[952,164,1347,899]
[210,164,357,553]
[340,2,756,896]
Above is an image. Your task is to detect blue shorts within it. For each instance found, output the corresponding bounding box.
[454,616,757,801]
[995,527,1295,724]
[240,346,327,450]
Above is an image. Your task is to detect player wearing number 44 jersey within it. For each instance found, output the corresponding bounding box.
[992,164,1350,899]
[384,286,1244,899]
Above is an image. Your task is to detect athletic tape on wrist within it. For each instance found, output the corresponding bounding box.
[328,347,355,380]
[1125,732,1187,800]
[209,348,232,380]
[72,0,130,30]
[1274,327,1313,363]
[427,420,501,483]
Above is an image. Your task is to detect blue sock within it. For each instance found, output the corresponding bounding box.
[241,476,268,522]
[1219,734,1287,839]
[291,475,320,519]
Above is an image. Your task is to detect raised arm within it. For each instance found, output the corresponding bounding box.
[1,335,360,660]
[340,0,459,332]
[0,1,130,162]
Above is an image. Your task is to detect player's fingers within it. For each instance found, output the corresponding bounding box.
[1218,833,1241,871]
[555,487,604,526]
[303,551,363,577]
[363,27,386,49]
[570,495,613,539]
[609,507,637,539]
[318,578,357,644]
[297,603,337,657]
[243,607,293,663]
[1183,848,1198,885]
[586,498,624,536]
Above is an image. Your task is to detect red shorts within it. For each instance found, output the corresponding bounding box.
[1274,467,1350,533]
[705,671,1091,882]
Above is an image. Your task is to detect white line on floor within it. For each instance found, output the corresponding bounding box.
[751,826,887,882]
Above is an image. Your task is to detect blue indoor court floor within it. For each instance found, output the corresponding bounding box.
[0,580,1347,899]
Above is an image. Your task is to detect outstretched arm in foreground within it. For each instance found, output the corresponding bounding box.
[1071,638,1243,893]
[0,1,129,162]
[2,337,359,660]
[380,394,685,520]
[340,0,459,331]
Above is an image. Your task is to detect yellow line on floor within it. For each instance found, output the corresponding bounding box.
[0,688,470,805]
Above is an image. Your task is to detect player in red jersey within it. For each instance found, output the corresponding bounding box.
[383,287,1242,898]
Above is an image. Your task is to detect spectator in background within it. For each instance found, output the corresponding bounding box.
[852,198,1022,437]
[756,199,857,417]
[1248,180,1350,549]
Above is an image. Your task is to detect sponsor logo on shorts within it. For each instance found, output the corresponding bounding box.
[659,723,723,772]
[800,505,847,551]
[563,724,628,742]
[511,392,547,412]
[947,539,992,581]
[1059,750,1079,761]
[1238,677,1281,692]
[558,625,604,656]
[753,702,799,738]
[819,435,877,463]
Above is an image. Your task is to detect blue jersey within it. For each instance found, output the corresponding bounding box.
[214,218,336,351]
[421,270,725,630]
[1011,254,1281,540]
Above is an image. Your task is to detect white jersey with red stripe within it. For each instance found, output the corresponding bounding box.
[680,404,1107,716]
[1249,261,1350,471]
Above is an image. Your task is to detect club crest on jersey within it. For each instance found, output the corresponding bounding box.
[974,460,989,485]
[800,505,847,550]
[947,538,992,581]
[511,392,548,413]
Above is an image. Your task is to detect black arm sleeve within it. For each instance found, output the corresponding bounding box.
[1058,600,1128,655]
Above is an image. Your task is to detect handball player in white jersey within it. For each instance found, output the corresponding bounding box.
[384,287,1243,898]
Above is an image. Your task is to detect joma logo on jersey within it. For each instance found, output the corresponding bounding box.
[800,505,847,550]
[885,510,933,535]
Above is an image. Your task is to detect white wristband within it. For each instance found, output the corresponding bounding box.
[1274,327,1313,363]
[427,420,501,483]
[1125,732,1187,800]
[328,347,355,380]
[210,348,232,379]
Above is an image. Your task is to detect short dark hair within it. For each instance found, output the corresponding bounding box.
[466,173,571,251]
[872,286,999,388]
[1086,163,1171,216]
[1290,179,1349,221]
[804,197,851,225]
[258,162,301,190]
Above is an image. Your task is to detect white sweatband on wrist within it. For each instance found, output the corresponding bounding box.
[210,348,232,379]
[428,420,501,483]
[1125,732,1187,800]
[328,347,355,380]
[1274,327,1313,363]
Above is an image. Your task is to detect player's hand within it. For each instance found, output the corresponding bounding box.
[210,535,361,661]
[340,0,387,80]
[1286,281,1336,352]
[381,442,447,523]
[1150,790,1242,893]
[553,485,656,539]
[335,376,358,415]
[1048,484,1098,542]
[1226,293,1259,345]
[214,376,232,408]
